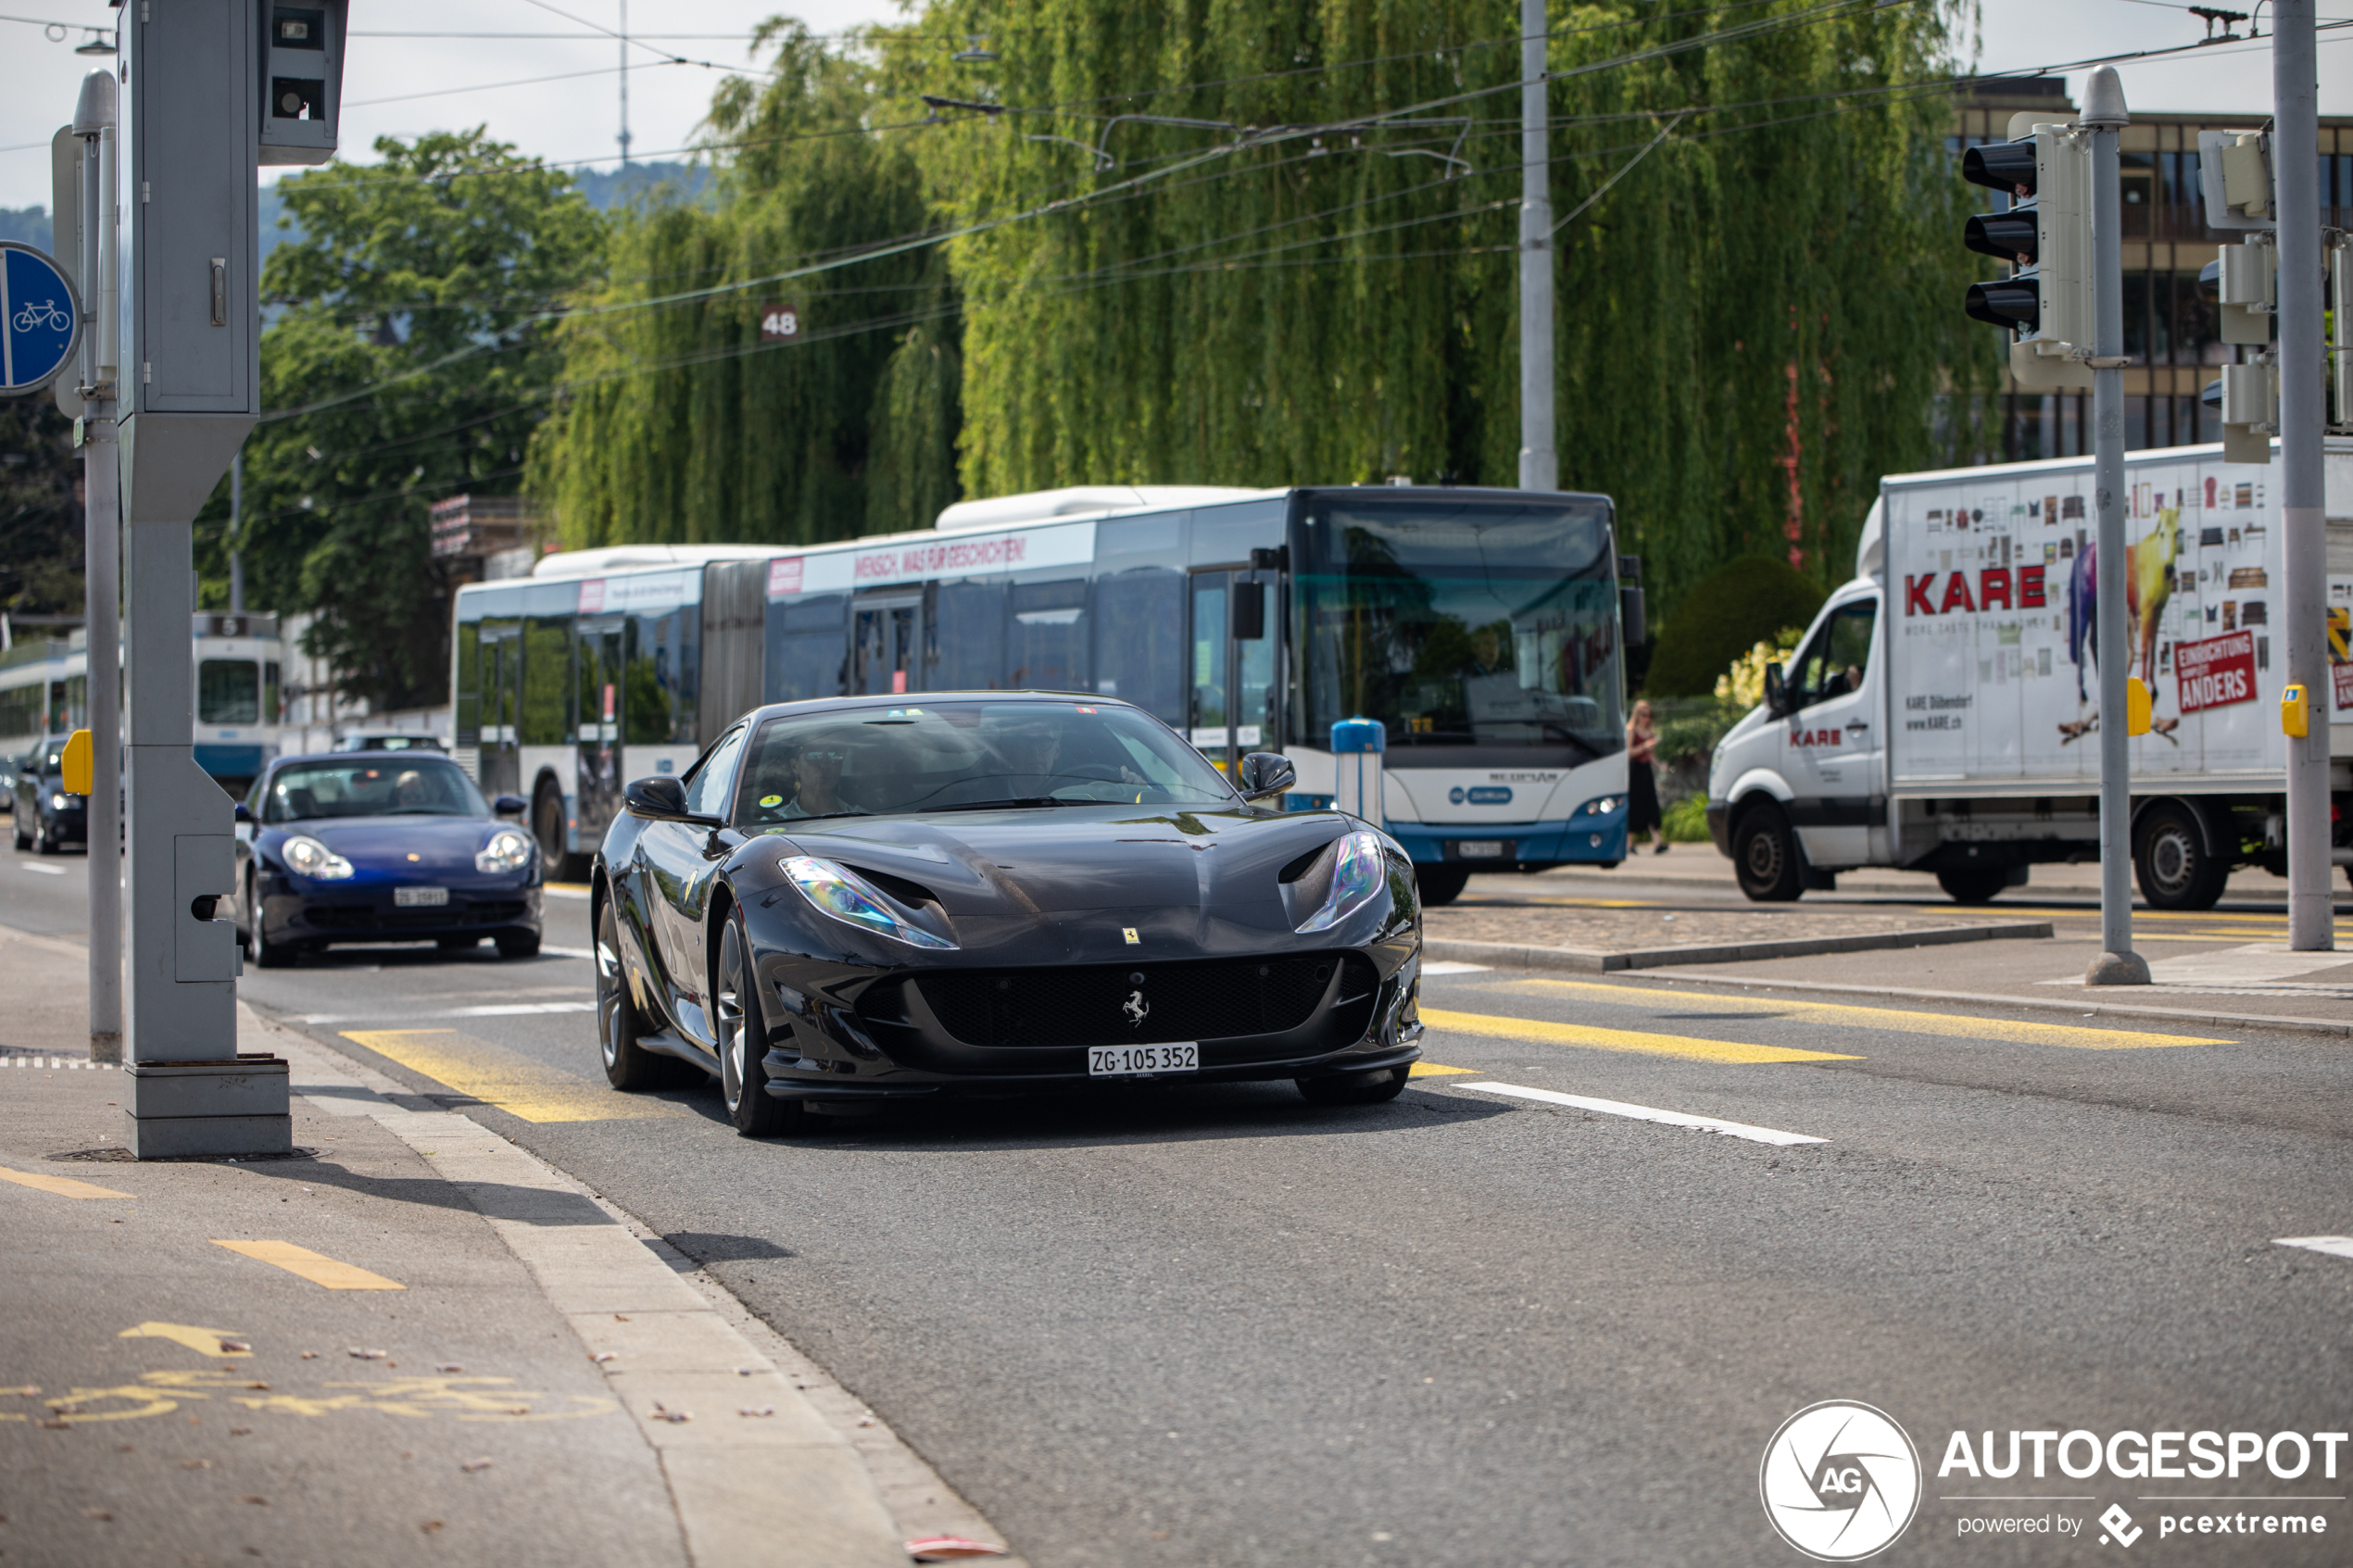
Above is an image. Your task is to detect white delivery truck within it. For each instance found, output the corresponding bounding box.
[1705,440,2353,909]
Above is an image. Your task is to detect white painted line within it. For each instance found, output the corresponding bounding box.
[448,1001,597,1017]
[539,945,596,960]
[543,884,592,900]
[3,1058,118,1069]
[1455,1081,1828,1147]
[2275,1236,2353,1261]
[18,861,68,876]
[1420,960,1491,975]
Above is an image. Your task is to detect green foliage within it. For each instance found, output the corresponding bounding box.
[0,396,80,618]
[526,21,942,549]
[1661,790,1712,842]
[206,129,602,710]
[1643,553,1826,696]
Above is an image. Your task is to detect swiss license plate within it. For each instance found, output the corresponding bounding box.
[1457,840,1505,859]
[394,885,449,908]
[1088,1043,1199,1077]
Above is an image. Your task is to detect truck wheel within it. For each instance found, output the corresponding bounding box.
[2134,802,2228,910]
[1935,867,2008,905]
[1415,864,1471,907]
[1732,803,1805,902]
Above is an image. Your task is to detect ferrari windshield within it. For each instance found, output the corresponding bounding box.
[264,759,491,822]
[737,701,1236,824]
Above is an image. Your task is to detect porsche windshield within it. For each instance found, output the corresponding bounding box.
[1296,494,1625,761]
[265,759,490,822]
[737,702,1236,824]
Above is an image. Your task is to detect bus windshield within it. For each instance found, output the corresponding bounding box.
[1296,495,1623,762]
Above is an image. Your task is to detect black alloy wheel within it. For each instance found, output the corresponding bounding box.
[1415,864,1471,907]
[2134,801,2229,911]
[1935,866,2009,905]
[598,899,690,1090]
[1296,1064,1412,1106]
[246,873,295,969]
[718,910,802,1137]
[1732,801,1806,902]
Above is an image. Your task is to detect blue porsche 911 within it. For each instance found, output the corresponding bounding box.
[235,752,543,966]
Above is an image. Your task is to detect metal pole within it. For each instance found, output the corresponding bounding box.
[228,449,243,615]
[78,69,122,1061]
[1516,0,1556,492]
[2082,68,2148,986]
[2273,0,2333,951]
[616,0,631,166]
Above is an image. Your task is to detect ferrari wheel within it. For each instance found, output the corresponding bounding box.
[1296,1064,1411,1106]
[718,912,802,1137]
[598,900,690,1090]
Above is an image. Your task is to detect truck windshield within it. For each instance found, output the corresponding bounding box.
[1295,494,1624,762]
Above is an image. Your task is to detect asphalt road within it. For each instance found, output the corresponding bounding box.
[7,850,2351,1566]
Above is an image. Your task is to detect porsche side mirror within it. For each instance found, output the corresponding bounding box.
[492,794,527,819]
[1762,663,1788,717]
[233,802,253,824]
[1236,751,1297,803]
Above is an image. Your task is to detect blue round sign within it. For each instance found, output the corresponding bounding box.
[1,240,82,395]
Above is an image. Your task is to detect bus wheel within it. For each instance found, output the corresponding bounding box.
[1415,864,1471,907]
[1732,802,1805,902]
[2134,801,2228,910]
[533,781,568,873]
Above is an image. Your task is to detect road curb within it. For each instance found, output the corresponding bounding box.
[1425,920,2054,973]
[245,1008,923,1568]
[1626,969,2353,1041]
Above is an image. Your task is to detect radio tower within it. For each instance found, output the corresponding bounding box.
[616,0,632,166]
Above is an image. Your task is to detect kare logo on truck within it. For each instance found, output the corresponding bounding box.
[1789,726,1844,748]
[1902,566,2050,617]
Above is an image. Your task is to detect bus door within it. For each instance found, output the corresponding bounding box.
[575,619,624,847]
[1189,570,1275,772]
[853,596,922,696]
[478,627,523,797]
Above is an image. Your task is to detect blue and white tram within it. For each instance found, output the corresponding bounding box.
[448,485,1639,903]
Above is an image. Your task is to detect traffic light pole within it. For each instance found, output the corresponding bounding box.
[1517,0,1556,493]
[75,69,122,1061]
[2082,69,2150,987]
[2273,0,2334,953]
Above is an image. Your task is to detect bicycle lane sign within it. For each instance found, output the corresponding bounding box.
[1,240,82,395]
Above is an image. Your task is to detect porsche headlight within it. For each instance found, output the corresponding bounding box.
[282,834,354,882]
[780,856,956,950]
[1295,830,1388,934]
[476,827,535,875]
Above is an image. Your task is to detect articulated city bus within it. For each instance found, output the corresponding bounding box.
[0,614,284,797]
[448,484,1638,903]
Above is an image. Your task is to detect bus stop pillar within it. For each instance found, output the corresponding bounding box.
[1332,717,1386,827]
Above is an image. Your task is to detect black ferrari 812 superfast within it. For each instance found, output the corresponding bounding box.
[594,692,1425,1135]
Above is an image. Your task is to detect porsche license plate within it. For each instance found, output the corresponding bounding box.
[394,886,449,908]
[1088,1043,1199,1077]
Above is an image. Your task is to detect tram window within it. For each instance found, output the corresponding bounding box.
[198,659,260,725]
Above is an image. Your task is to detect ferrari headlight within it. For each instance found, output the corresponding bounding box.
[282,834,354,882]
[780,856,956,949]
[476,827,535,874]
[1295,830,1388,934]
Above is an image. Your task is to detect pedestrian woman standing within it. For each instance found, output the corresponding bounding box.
[1626,699,1666,854]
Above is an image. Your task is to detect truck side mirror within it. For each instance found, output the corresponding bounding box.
[1763,662,1788,717]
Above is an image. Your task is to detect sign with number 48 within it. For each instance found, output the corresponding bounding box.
[761,304,801,342]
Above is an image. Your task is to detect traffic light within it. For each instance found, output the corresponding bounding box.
[2198,239,2275,345]
[1961,127,2092,389]
[2196,129,2272,230]
[2200,364,2275,464]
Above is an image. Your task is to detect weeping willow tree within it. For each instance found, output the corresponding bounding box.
[528,21,942,548]
[869,0,1983,604]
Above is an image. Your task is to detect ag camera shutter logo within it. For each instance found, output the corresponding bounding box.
[1760,1400,1922,1561]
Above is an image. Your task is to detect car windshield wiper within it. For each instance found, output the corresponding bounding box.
[923,797,1100,813]
[776,809,872,823]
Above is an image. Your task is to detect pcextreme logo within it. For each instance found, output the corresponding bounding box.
[1761,1400,1924,1562]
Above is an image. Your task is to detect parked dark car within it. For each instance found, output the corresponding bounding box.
[329,734,447,754]
[594,692,1425,1137]
[9,738,85,855]
[236,751,542,965]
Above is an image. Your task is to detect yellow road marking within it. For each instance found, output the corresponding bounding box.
[1512,978,2229,1051]
[341,1028,687,1123]
[1407,1062,1476,1077]
[212,1239,405,1291]
[0,1165,131,1199]
[1418,1008,1859,1065]
[120,1322,250,1358]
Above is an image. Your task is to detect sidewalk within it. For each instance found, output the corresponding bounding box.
[0,923,1013,1568]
